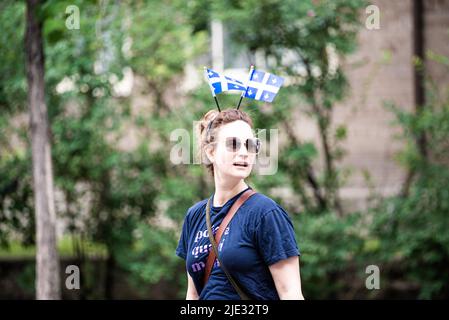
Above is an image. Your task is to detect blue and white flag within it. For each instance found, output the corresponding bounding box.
[204,68,247,96]
[244,69,284,103]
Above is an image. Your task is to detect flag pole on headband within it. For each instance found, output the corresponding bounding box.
[203,66,221,112]
[236,65,254,110]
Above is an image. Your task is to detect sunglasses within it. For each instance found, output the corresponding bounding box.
[224,137,261,154]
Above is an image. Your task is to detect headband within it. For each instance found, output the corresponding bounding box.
[205,114,218,142]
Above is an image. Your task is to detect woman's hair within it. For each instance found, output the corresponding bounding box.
[197,108,254,176]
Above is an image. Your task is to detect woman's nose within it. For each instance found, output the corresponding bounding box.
[237,141,248,156]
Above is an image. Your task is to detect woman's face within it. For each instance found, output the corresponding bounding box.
[207,120,259,180]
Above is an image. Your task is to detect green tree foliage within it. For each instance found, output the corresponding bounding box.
[215,0,367,214]
[366,60,449,298]
[0,1,32,247]
[1,0,210,298]
[2,0,448,300]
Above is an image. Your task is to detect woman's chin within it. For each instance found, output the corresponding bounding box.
[229,166,252,179]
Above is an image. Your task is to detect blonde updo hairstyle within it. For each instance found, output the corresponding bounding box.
[197,109,254,176]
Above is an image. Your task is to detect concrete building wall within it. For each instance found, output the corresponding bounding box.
[425,0,449,96]
[315,0,449,210]
[333,0,414,208]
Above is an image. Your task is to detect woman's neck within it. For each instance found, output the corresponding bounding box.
[213,178,248,207]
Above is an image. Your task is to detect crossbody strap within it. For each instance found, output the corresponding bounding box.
[203,189,257,300]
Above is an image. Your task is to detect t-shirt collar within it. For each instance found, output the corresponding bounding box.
[210,185,252,212]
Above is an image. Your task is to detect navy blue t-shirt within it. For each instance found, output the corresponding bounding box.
[176,186,300,300]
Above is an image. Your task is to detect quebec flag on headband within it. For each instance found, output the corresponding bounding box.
[244,69,284,103]
[205,68,247,95]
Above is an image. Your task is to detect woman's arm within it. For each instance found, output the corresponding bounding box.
[269,256,305,300]
[186,271,199,300]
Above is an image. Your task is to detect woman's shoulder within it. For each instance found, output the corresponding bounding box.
[246,192,287,217]
[246,193,296,231]
[184,198,208,221]
[249,192,277,206]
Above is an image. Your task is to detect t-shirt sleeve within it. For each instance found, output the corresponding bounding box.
[176,212,190,260]
[255,207,300,266]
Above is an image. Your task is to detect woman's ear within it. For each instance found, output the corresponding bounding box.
[204,144,215,164]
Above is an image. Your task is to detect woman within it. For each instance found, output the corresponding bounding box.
[176,108,305,300]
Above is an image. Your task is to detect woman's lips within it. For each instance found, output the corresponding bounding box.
[233,162,249,167]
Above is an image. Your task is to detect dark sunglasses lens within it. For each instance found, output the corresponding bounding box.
[226,137,240,152]
[246,138,260,153]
